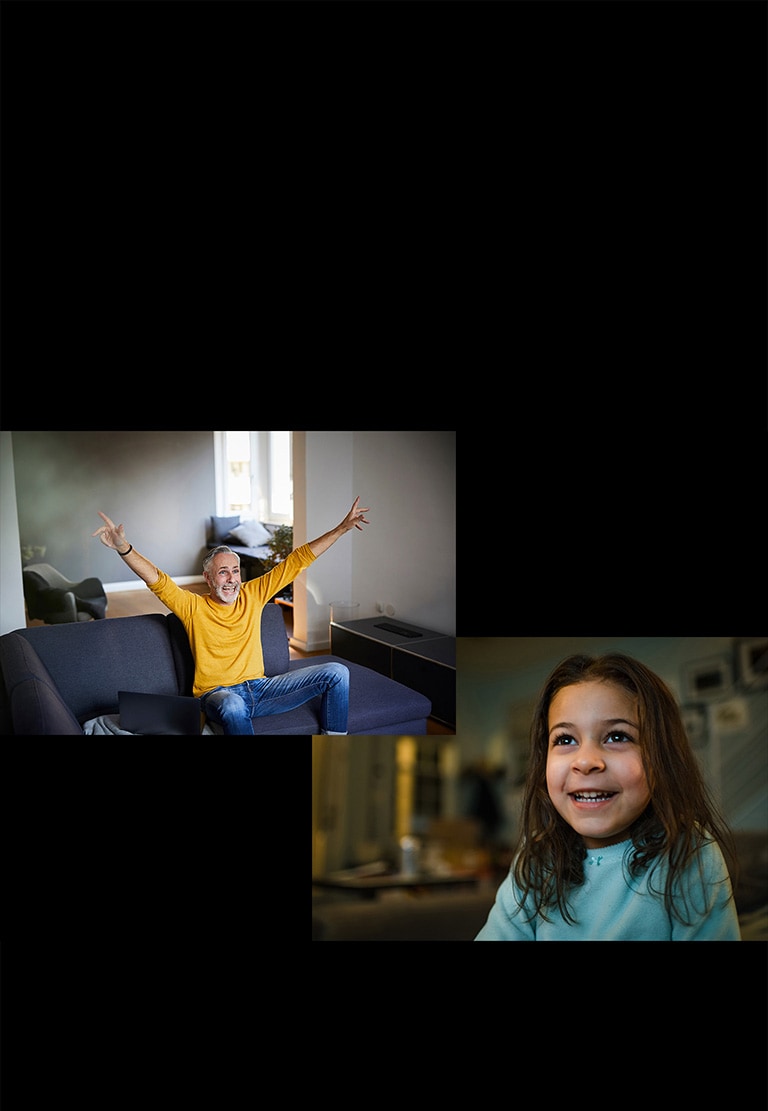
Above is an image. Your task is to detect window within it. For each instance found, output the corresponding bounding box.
[226,431,252,513]
[268,430,292,519]
[215,431,293,524]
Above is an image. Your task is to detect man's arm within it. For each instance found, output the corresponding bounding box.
[92,511,160,585]
[308,496,370,558]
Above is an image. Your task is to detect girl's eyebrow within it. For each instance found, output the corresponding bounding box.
[548,717,639,735]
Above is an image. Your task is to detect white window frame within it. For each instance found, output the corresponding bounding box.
[214,431,292,525]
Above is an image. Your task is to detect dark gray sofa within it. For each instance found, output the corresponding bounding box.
[0,603,432,735]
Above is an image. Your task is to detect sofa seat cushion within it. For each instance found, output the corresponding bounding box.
[242,656,431,735]
[327,657,432,732]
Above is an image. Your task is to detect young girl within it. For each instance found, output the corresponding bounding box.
[475,653,741,941]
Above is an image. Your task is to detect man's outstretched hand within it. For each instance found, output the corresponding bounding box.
[92,511,127,551]
[308,497,371,557]
[341,496,371,533]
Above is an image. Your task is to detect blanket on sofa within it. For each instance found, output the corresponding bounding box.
[83,714,216,735]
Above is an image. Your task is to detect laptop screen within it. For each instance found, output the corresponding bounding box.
[118,691,203,735]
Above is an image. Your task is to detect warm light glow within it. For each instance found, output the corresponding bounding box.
[395,737,417,839]
[440,739,459,777]
[439,739,460,818]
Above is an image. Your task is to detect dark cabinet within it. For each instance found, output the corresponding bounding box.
[330,617,455,729]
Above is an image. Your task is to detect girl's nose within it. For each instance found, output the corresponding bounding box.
[573,744,606,773]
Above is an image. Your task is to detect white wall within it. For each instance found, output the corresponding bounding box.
[293,431,355,651]
[0,432,26,634]
[294,431,455,652]
[351,430,455,633]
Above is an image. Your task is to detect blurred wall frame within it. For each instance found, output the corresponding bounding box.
[735,637,768,691]
[682,654,733,702]
[681,704,708,749]
[709,697,751,734]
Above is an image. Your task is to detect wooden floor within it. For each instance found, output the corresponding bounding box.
[27,585,453,734]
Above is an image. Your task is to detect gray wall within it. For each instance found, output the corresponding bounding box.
[12,431,216,583]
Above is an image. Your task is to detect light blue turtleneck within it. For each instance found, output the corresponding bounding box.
[475,836,741,941]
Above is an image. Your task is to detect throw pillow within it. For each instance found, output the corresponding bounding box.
[228,520,272,547]
[209,515,240,544]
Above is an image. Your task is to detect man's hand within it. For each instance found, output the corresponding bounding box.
[340,496,371,533]
[92,511,128,552]
[308,497,371,558]
[91,511,159,584]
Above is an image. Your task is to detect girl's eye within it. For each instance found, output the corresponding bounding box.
[552,734,576,747]
[551,731,634,747]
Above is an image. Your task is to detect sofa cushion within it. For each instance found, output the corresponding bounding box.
[228,520,272,547]
[286,656,431,733]
[166,613,196,694]
[260,602,290,675]
[10,614,182,723]
[0,633,83,734]
[209,515,240,544]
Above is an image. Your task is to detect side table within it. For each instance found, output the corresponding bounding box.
[311,872,478,901]
[330,616,455,728]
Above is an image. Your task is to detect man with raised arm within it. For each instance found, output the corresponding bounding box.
[92,497,370,735]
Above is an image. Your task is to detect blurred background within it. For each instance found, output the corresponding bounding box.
[312,636,768,940]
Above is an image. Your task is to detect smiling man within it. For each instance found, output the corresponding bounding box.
[205,548,243,605]
[92,498,370,735]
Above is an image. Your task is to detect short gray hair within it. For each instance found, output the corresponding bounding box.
[203,545,241,574]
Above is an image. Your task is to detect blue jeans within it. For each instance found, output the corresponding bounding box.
[200,662,349,735]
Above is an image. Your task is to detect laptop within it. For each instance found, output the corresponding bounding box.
[118,690,203,735]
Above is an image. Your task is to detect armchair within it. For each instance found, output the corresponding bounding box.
[23,563,107,624]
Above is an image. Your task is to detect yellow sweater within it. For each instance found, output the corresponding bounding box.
[148,544,316,697]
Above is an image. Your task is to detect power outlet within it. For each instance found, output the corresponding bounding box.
[375,601,385,613]
[385,604,395,616]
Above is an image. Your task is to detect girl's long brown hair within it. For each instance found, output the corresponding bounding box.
[513,653,738,926]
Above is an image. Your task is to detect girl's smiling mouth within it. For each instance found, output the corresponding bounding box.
[569,791,618,807]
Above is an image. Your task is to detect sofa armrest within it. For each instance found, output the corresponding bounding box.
[0,633,83,734]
